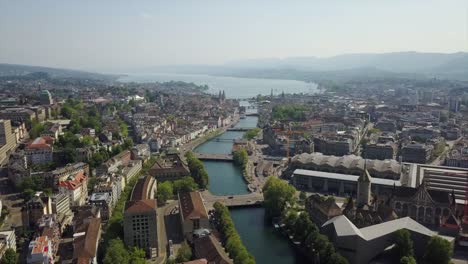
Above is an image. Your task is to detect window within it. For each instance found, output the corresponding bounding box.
[193,219,200,229]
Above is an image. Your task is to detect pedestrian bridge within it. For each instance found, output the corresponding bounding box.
[202,192,264,208]
[226,127,256,132]
[195,153,234,161]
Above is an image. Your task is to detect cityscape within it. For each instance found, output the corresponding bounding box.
[1,1,468,264]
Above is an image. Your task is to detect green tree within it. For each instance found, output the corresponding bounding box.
[272,104,308,121]
[400,256,416,264]
[129,247,146,264]
[29,122,45,139]
[1,248,17,264]
[262,177,296,218]
[175,241,192,263]
[173,177,198,194]
[393,229,414,260]
[243,128,261,140]
[213,202,256,264]
[185,151,209,189]
[157,181,173,204]
[165,259,176,264]
[423,236,453,264]
[328,253,349,264]
[103,239,129,264]
[299,191,307,201]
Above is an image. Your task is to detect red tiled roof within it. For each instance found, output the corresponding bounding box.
[125,199,157,214]
[73,218,101,261]
[27,137,52,150]
[58,171,87,190]
[131,176,154,201]
[179,192,208,220]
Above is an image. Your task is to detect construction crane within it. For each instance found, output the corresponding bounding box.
[276,129,307,159]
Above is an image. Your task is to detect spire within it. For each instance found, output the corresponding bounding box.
[222,90,226,100]
[270,88,273,99]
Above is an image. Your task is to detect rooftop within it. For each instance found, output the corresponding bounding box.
[293,169,402,187]
[322,215,439,241]
[179,192,208,220]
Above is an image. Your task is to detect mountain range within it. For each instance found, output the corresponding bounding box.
[1,51,468,82]
[147,52,468,82]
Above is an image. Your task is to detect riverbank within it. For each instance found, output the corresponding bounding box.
[180,117,240,157]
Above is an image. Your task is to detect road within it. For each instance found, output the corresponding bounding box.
[431,138,460,166]
[201,190,263,209]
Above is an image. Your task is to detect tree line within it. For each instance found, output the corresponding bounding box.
[262,177,348,264]
[213,202,256,264]
[156,177,199,204]
[185,151,209,189]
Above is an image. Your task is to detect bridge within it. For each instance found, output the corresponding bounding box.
[227,127,256,132]
[195,153,234,161]
[212,138,240,142]
[202,192,264,208]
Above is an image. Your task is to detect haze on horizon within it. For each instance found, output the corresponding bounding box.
[0,0,467,72]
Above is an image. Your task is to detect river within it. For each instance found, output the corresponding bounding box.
[194,108,307,264]
[119,72,318,98]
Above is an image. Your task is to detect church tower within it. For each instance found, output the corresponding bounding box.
[357,167,372,207]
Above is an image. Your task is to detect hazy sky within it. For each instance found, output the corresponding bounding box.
[0,0,467,71]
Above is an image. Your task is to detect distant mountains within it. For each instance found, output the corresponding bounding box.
[2,51,468,83]
[0,63,117,80]
[147,52,468,82]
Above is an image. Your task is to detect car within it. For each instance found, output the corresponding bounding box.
[228,196,234,199]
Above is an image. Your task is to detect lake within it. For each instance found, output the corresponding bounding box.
[119,73,318,98]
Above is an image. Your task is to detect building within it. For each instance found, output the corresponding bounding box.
[290,152,401,180]
[405,163,468,206]
[0,230,16,252]
[73,218,101,264]
[178,192,210,238]
[401,143,433,164]
[51,193,74,231]
[449,97,461,113]
[375,120,397,133]
[22,194,53,228]
[131,144,151,161]
[445,141,468,168]
[51,162,89,185]
[314,136,354,156]
[25,136,54,165]
[96,150,131,176]
[322,215,453,264]
[391,182,455,225]
[292,169,404,198]
[363,142,396,160]
[39,90,53,105]
[89,193,112,222]
[356,169,372,207]
[58,171,88,206]
[121,160,143,184]
[93,178,121,208]
[123,176,158,258]
[305,194,342,226]
[193,235,233,264]
[149,154,190,182]
[26,236,54,264]
[0,119,17,163]
[0,108,36,124]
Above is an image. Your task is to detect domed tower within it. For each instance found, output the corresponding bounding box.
[357,166,372,208]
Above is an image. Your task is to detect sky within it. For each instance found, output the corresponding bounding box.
[0,0,467,72]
